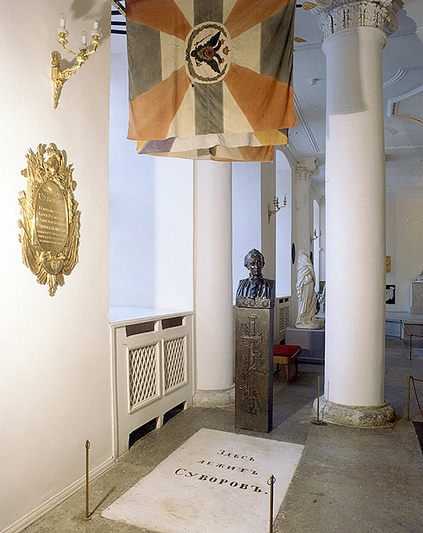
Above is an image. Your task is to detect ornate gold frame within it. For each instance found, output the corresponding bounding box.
[18,143,80,296]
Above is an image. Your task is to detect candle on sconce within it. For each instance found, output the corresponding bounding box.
[58,12,67,33]
[81,31,88,48]
[92,17,101,38]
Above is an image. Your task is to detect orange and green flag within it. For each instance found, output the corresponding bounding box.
[126,0,297,161]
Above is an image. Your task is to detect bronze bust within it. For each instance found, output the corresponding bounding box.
[236,249,275,302]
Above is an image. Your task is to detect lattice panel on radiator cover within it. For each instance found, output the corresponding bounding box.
[279,305,290,335]
[129,343,159,410]
[164,337,186,392]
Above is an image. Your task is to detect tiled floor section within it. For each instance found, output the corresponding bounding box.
[23,338,423,533]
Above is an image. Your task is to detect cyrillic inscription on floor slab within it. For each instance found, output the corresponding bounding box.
[102,428,304,533]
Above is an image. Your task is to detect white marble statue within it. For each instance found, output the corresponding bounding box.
[317,284,326,318]
[295,248,321,329]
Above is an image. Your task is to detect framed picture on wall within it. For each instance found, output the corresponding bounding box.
[386,285,395,304]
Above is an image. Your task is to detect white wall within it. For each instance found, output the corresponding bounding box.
[0,2,112,531]
[261,161,277,280]
[232,162,262,296]
[386,192,423,312]
[109,34,194,318]
[275,150,292,297]
[232,154,292,299]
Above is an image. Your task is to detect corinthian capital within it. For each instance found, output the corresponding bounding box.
[314,0,403,41]
[295,158,319,182]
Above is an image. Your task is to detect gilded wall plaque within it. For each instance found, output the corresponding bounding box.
[18,143,80,296]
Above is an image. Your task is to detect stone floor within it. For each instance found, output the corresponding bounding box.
[23,338,423,533]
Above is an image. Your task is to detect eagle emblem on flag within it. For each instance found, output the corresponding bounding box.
[186,23,231,82]
[126,0,297,161]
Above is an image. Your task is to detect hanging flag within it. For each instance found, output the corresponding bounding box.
[126,0,297,162]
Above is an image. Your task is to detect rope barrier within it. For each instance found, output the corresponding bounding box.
[407,375,423,420]
[402,322,423,360]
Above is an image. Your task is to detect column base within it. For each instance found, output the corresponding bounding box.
[193,386,235,408]
[315,397,396,427]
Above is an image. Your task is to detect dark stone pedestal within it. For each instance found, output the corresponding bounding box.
[235,299,274,433]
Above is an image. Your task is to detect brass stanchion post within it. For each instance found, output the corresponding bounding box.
[311,375,327,425]
[407,375,411,421]
[267,474,276,533]
[410,332,413,361]
[85,439,91,520]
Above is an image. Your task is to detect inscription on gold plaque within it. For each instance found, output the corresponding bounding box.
[35,181,69,251]
[18,143,80,296]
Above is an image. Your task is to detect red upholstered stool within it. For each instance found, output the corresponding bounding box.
[273,344,302,382]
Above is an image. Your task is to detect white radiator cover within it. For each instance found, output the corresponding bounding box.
[274,297,290,343]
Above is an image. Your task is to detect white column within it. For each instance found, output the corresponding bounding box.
[293,158,317,251]
[318,0,400,425]
[193,160,234,406]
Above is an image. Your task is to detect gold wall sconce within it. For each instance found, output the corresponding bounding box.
[51,13,101,109]
[268,195,287,224]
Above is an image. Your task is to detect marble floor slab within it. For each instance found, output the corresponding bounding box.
[102,428,304,533]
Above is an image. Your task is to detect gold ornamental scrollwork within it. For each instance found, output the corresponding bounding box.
[18,143,81,296]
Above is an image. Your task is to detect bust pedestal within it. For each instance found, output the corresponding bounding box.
[235,296,274,433]
[286,326,325,365]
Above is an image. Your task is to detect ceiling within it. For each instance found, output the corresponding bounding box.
[290,0,423,197]
[111,1,423,198]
